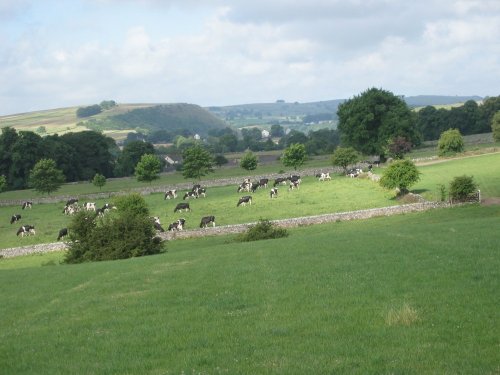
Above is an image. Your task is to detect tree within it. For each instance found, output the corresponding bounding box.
[182,145,215,181]
[282,143,307,170]
[331,147,359,173]
[386,136,412,159]
[76,104,102,118]
[115,140,156,177]
[449,175,478,202]
[379,159,420,195]
[214,154,229,168]
[438,128,464,156]
[337,87,420,157]
[92,173,106,190]
[135,154,162,183]
[240,151,258,171]
[492,111,500,142]
[64,193,164,264]
[270,124,285,137]
[29,158,65,195]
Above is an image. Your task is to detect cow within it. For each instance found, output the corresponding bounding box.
[288,180,300,191]
[270,188,278,198]
[95,208,105,217]
[288,175,301,183]
[273,177,287,187]
[347,168,362,178]
[168,218,186,231]
[164,189,177,199]
[183,191,198,200]
[319,172,331,181]
[250,182,260,193]
[150,216,165,232]
[196,187,206,198]
[237,196,252,207]
[191,184,201,192]
[16,225,35,237]
[83,202,96,211]
[237,182,251,193]
[174,203,191,213]
[200,215,216,228]
[259,178,269,188]
[57,228,68,241]
[10,214,21,224]
[21,201,33,210]
[65,198,78,206]
[63,204,79,215]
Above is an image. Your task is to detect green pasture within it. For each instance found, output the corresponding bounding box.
[0,175,393,250]
[1,204,498,374]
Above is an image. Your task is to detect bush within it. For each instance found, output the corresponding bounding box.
[379,159,420,195]
[237,219,288,242]
[438,128,464,156]
[76,104,102,118]
[449,175,478,202]
[64,194,164,263]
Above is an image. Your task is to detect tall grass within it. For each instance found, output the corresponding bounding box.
[0,205,498,374]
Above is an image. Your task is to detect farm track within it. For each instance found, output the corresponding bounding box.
[0,201,452,258]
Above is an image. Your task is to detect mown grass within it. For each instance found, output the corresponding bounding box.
[0,204,498,374]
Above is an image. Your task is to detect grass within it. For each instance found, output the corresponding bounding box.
[0,175,394,250]
[0,204,498,374]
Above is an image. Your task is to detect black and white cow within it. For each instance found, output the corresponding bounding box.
[270,188,278,198]
[259,178,269,188]
[164,189,177,200]
[183,191,198,200]
[200,215,215,228]
[101,203,116,213]
[273,177,287,187]
[237,182,251,193]
[196,187,206,198]
[21,201,33,210]
[288,175,301,183]
[16,225,35,237]
[65,198,79,206]
[168,218,186,231]
[237,196,252,207]
[318,172,331,181]
[174,203,191,213]
[63,204,79,215]
[150,216,165,232]
[57,228,68,241]
[250,182,260,193]
[83,202,96,211]
[10,214,21,224]
[288,180,300,190]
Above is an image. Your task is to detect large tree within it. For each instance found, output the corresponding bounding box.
[492,111,500,142]
[29,158,65,195]
[337,88,420,157]
[182,145,215,181]
[438,128,464,156]
[331,147,359,173]
[282,143,307,170]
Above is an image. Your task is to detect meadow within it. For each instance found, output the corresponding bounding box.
[0,204,498,374]
[1,152,499,250]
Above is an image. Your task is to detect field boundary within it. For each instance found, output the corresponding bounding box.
[0,201,451,258]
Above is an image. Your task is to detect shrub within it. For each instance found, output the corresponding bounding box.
[379,159,420,195]
[237,219,288,242]
[449,175,478,202]
[438,128,464,156]
[64,194,164,263]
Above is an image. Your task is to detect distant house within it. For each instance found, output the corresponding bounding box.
[164,155,181,165]
[261,129,270,139]
[194,134,201,140]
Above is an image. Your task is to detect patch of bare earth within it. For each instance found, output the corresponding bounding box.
[481,197,500,206]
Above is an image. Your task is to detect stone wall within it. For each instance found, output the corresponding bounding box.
[0,201,450,259]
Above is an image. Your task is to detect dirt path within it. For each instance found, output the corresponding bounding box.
[481,197,500,206]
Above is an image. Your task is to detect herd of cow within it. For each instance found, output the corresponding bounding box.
[10,169,359,242]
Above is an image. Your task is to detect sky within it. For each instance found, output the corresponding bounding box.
[1,0,500,116]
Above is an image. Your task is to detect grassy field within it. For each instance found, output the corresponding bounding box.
[1,152,499,250]
[0,204,498,374]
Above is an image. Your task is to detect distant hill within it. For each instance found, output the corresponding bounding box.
[403,95,483,107]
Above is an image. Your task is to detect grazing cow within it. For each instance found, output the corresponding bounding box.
[63,204,79,215]
[237,196,252,207]
[273,177,287,187]
[65,198,78,206]
[164,189,177,199]
[259,178,269,188]
[250,182,260,193]
[21,201,33,210]
[288,175,301,183]
[96,208,105,217]
[191,184,201,192]
[16,225,35,237]
[270,188,278,198]
[200,215,216,228]
[196,187,206,198]
[57,228,68,241]
[347,168,363,178]
[174,203,191,213]
[288,180,300,190]
[168,218,186,231]
[237,182,251,193]
[10,214,21,224]
[154,221,165,232]
[319,172,331,181]
[83,202,96,211]
[183,191,198,200]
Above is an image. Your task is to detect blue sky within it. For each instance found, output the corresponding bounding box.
[1,0,499,115]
